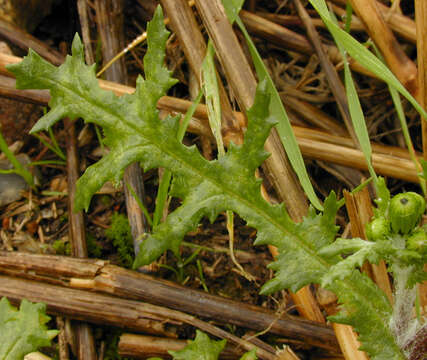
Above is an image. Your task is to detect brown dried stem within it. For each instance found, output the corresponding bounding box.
[0,65,421,183]
[343,188,393,302]
[330,0,416,43]
[66,121,97,360]
[118,334,246,359]
[348,0,418,97]
[0,18,63,65]
[160,0,243,144]
[0,251,339,352]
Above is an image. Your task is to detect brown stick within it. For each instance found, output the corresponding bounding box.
[348,0,418,97]
[76,0,95,65]
[0,251,339,352]
[0,274,180,336]
[66,121,97,360]
[0,275,283,360]
[297,136,418,183]
[0,19,64,65]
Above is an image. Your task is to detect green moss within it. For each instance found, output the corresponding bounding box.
[86,232,102,258]
[52,239,70,255]
[103,331,131,360]
[105,213,134,268]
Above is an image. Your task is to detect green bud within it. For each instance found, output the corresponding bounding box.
[407,229,427,256]
[365,217,390,241]
[389,192,425,234]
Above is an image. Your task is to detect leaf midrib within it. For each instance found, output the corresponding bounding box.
[52,75,330,267]
[52,76,398,343]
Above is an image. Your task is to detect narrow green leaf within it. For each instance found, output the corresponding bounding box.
[0,128,34,188]
[328,9,377,183]
[153,90,203,227]
[235,17,323,211]
[202,41,224,156]
[220,0,322,210]
[308,0,427,121]
[222,0,245,24]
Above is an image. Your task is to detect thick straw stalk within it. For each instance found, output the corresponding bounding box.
[0,251,339,352]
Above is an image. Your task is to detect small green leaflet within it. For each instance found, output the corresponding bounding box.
[169,330,226,360]
[167,330,257,360]
[0,297,58,360]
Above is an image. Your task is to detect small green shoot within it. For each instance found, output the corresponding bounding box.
[0,126,35,188]
[105,213,134,268]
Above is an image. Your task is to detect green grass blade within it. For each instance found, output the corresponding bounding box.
[153,91,203,227]
[235,17,323,211]
[202,41,225,156]
[328,9,378,184]
[308,0,427,121]
[0,128,34,188]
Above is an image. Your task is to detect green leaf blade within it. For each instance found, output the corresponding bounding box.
[0,297,58,360]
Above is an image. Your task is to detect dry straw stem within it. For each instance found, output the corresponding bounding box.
[0,251,339,352]
[294,0,357,145]
[66,120,96,360]
[0,275,280,360]
[330,0,416,43]
[160,0,243,145]
[415,0,427,313]
[348,0,418,97]
[118,334,300,360]
[281,89,347,136]
[0,18,63,65]
[76,0,94,65]
[0,62,420,182]
[239,10,373,78]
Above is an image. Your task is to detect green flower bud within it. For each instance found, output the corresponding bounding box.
[389,192,425,234]
[365,217,390,241]
[407,229,427,256]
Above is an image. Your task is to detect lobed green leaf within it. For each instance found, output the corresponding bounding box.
[0,297,58,360]
[9,4,416,359]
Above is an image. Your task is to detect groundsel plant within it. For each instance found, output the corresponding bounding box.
[7,5,426,360]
